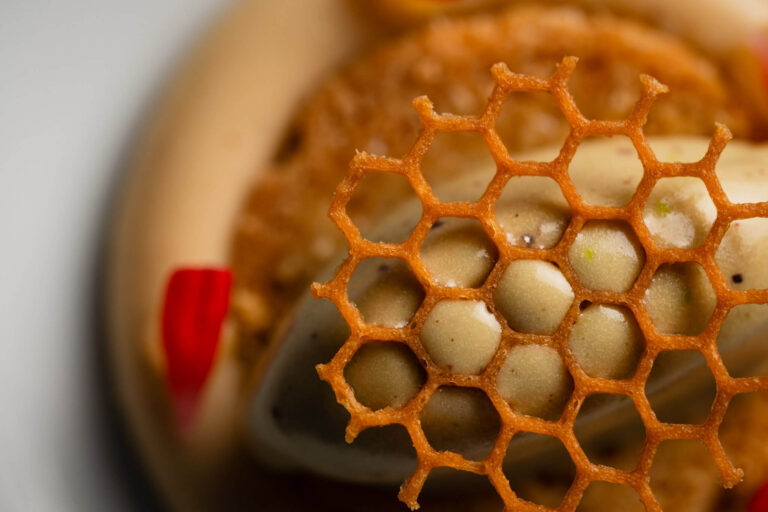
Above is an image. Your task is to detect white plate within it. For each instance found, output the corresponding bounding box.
[0,2,226,510]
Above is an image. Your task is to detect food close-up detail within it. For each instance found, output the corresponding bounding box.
[105,1,768,511]
[313,57,768,511]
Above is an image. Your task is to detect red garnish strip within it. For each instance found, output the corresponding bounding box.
[161,267,232,431]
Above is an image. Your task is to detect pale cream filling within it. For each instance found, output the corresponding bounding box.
[340,136,768,445]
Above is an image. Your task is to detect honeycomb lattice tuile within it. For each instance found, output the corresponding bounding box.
[311,57,768,511]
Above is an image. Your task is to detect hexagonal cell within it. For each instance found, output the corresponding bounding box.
[574,394,645,472]
[494,176,571,249]
[643,262,716,336]
[569,136,643,207]
[348,257,425,328]
[344,342,426,410]
[420,386,501,461]
[420,217,498,288]
[718,304,768,378]
[345,172,422,243]
[504,433,576,509]
[352,423,418,476]
[568,304,644,380]
[649,439,718,511]
[494,260,574,334]
[421,300,501,375]
[645,350,717,424]
[715,218,768,290]
[642,177,716,249]
[496,89,570,162]
[420,468,504,510]
[420,131,496,202]
[568,220,645,293]
[719,391,768,472]
[576,482,644,512]
[496,344,573,420]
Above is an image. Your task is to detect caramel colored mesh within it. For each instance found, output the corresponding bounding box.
[312,57,768,511]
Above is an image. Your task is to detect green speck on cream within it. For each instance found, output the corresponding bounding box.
[656,200,671,217]
[584,248,595,260]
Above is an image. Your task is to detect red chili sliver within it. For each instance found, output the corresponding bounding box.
[162,267,232,431]
[750,479,768,512]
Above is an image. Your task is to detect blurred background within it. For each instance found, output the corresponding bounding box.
[0,2,227,510]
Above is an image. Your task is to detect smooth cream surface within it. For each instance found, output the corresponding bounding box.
[344,342,425,410]
[496,344,573,420]
[420,218,497,287]
[495,176,570,249]
[643,262,715,335]
[643,177,716,249]
[419,386,500,460]
[420,300,502,375]
[568,220,644,293]
[494,260,574,335]
[354,260,424,328]
[568,304,644,379]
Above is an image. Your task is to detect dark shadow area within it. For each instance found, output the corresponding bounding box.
[86,119,165,510]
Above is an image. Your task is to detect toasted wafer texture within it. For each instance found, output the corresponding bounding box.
[231,6,755,353]
[312,58,768,511]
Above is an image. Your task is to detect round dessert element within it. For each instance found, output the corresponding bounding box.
[568,220,645,293]
[420,300,502,375]
[420,218,497,287]
[495,176,570,249]
[353,259,425,328]
[344,342,426,410]
[494,260,575,334]
[643,262,716,335]
[643,177,716,249]
[496,344,573,419]
[568,304,644,380]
